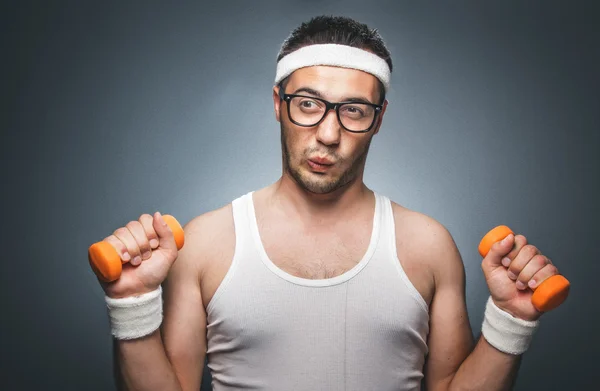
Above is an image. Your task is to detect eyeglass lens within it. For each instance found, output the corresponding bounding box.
[288,96,375,132]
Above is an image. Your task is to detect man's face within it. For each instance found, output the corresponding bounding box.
[273,66,387,195]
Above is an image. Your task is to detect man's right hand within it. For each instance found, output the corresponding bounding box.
[99,212,179,299]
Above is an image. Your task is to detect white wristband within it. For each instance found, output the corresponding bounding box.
[481,296,540,355]
[105,286,163,340]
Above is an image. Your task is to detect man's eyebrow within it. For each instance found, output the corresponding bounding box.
[291,87,376,105]
[292,87,323,97]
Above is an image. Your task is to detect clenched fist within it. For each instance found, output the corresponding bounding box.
[98,212,179,299]
[481,233,560,321]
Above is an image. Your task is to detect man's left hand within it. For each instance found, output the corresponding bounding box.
[481,233,559,321]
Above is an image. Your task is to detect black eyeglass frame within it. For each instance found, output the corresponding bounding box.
[278,88,383,133]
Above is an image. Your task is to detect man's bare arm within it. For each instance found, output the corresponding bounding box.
[447,335,523,390]
[113,331,185,391]
[419,217,525,391]
[113,215,209,391]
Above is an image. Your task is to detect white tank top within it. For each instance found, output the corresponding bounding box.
[206,191,430,390]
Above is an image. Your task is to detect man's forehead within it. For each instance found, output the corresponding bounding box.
[285,66,380,102]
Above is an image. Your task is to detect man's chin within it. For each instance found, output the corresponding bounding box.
[286,163,347,194]
[298,174,344,194]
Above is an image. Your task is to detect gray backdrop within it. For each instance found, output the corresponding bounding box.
[3,1,598,390]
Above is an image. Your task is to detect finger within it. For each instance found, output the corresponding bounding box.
[139,213,160,250]
[113,226,142,266]
[103,235,131,263]
[514,254,550,290]
[506,244,540,281]
[125,220,152,262]
[483,233,515,269]
[152,212,177,252]
[528,263,560,290]
[501,234,528,267]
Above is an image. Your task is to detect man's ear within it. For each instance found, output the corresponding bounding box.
[273,86,281,123]
[372,99,388,135]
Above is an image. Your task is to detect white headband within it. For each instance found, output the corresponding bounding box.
[274,43,391,92]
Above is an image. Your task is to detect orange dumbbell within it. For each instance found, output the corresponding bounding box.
[479,225,570,312]
[88,214,185,282]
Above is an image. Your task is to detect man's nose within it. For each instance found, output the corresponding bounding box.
[315,109,341,146]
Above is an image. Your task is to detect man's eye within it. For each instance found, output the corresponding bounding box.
[300,100,317,108]
[342,105,366,116]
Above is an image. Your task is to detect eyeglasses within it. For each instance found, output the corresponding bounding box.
[278,88,382,133]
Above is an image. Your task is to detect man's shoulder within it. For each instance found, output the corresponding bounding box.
[183,200,237,250]
[184,203,233,235]
[388,198,463,281]
[183,189,255,234]
[176,195,242,267]
[388,198,451,245]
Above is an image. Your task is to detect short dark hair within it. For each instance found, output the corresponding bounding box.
[277,15,392,104]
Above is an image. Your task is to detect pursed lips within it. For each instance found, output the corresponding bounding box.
[308,157,334,165]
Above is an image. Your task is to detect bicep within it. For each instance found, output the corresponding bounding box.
[161,221,207,391]
[423,224,474,391]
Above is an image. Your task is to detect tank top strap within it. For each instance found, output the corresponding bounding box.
[231,191,255,254]
[376,193,430,314]
[206,191,256,316]
[377,193,396,254]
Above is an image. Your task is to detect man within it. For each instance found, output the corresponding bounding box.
[100,15,558,390]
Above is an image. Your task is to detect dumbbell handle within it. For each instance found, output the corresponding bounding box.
[88,214,185,282]
[479,225,570,312]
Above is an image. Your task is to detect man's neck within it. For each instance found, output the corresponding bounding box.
[265,173,374,226]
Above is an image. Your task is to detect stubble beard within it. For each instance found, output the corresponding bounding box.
[280,122,372,194]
